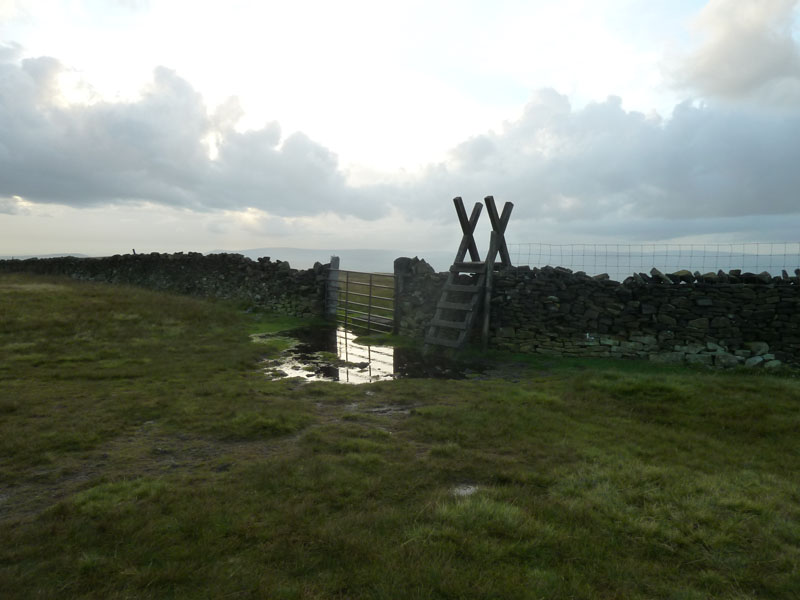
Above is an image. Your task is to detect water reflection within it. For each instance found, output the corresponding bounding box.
[262,326,482,385]
[335,328,394,384]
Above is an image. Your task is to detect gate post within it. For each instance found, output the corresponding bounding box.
[393,257,411,335]
[326,256,340,319]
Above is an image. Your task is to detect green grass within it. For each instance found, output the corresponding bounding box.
[1,273,799,599]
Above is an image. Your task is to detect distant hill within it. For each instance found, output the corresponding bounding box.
[0,253,89,260]
[213,247,454,273]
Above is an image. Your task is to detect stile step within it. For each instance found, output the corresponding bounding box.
[430,318,468,330]
[436,300,475,311]
[450,261,487,273]
[444,283,480,293]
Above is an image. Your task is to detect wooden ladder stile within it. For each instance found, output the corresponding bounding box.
[424,197,482,350]
[424,196,513,352]
[425,264,487,349]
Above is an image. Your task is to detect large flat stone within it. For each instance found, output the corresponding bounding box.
[744,356,765,368]
[746,341,769,356]
[714,353,740,368]
[649,352,685,365]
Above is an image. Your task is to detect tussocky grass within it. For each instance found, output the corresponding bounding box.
[1,273,799,599]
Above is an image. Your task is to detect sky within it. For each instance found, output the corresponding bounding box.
[1,0,800,263]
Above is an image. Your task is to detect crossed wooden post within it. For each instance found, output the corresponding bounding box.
[483,196,513,267]
[452,197,483,263]
[452,195,513,267]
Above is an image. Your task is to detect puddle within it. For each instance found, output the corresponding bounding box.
[261,326,484,385]
[452,484,479,497]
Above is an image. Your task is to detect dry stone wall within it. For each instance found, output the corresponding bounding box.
[0,253,330,317]
[393,256,446,339]
[6,252,799,368]
[395,258,800,368]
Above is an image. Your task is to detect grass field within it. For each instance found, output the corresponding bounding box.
[1,273,799,599]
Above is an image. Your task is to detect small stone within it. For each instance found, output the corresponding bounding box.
[714,353,740,368]
[764,360,782,369]
[657,314,677,326]
[700,272,718,283]
[687,317,709,329]
[650,267,673,284]
[619,341,643,351]
[672,270,694,283]
[746,341,769,356]
[412,259,435,275]
[744,356,764,368]
[649,352,685,365]
[658,330,675,342]
[757,271,772,284]
[685,354,713,366]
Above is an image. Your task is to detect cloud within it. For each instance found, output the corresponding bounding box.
[0,49,390,219]
[408,88,800,234]
[670,0,800,104]
[0,195,28,214]
[3,43,800,248]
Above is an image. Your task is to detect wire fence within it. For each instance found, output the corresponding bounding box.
[507,242,800,282]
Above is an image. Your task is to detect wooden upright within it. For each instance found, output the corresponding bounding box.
[425,196,513,351]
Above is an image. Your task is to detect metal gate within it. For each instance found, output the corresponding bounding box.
[326,265,394,333]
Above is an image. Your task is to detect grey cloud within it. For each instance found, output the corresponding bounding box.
[670,0,800,103]
[3,46,799,245]
[411,90,800,237]
[0,50,390,219]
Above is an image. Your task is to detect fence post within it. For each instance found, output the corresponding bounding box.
[344,271,350,330]
[326,256,340,319]
[367,273,374,334]
[392,258,406,335]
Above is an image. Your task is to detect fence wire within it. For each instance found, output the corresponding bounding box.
[507,242,800,282]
